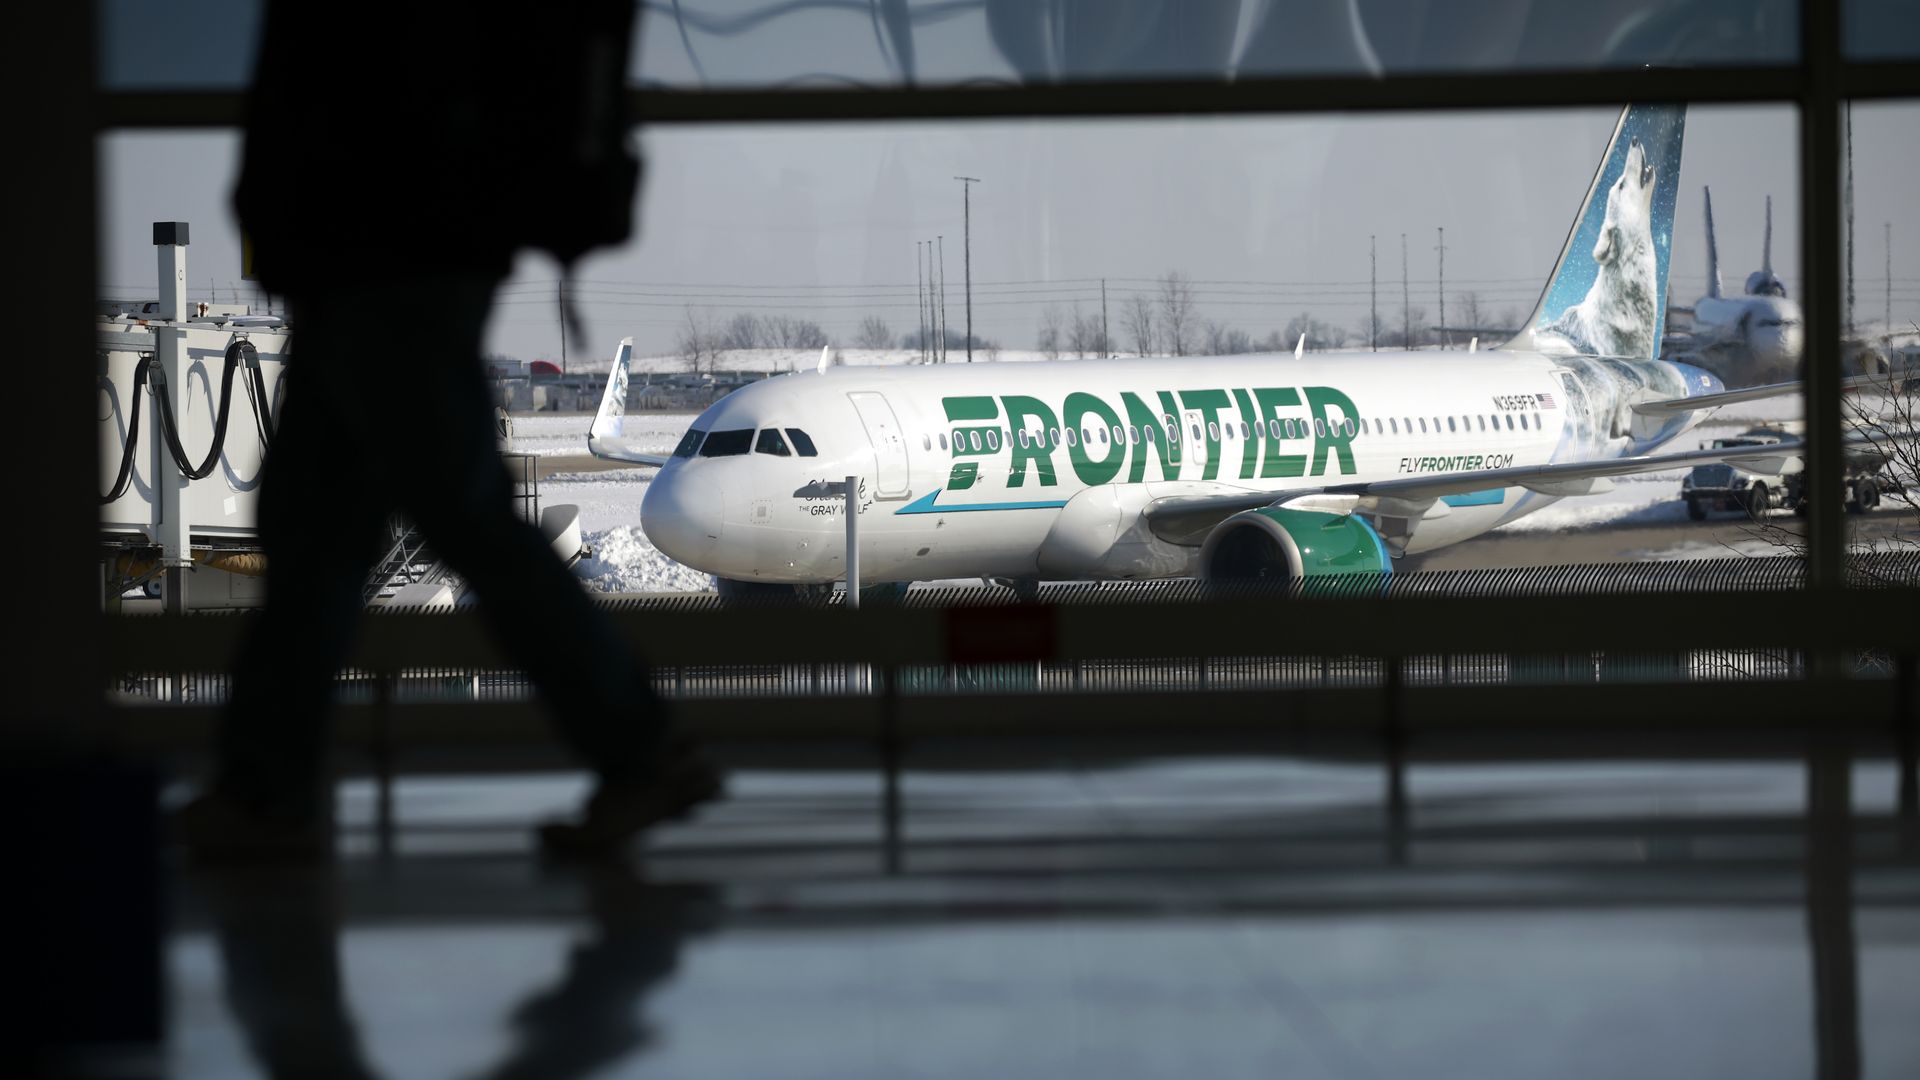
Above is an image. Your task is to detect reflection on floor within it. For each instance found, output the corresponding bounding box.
[168,762,1920,1079]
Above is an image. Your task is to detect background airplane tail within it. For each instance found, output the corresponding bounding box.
[1703,186,1722,299]
[1506,104,1687,360]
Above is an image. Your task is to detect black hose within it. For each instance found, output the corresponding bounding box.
[100,356,152,504]
[150,339,249,481]
[242,341,277,445]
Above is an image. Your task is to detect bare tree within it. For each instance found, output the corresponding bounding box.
[1037,304,1064,360]
[1123,293,1157,357]
[1731,358,1919,579]
[1280,312,1347,351]
[761,314,829,349]
[676,306,720,374]
[1203,320,1254,355]
[1158,270,1197,357]
[1067,306,1106,358]
[719,312,764,351]
[1452,291,1487,338]
[853,315,893,350]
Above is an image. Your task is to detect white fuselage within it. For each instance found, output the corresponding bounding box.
[641,350,1717,585]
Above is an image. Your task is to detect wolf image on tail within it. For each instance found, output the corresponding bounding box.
[1538,138,1662,359]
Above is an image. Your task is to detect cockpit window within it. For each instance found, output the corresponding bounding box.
[755,429,791,457]
[785,428,819,457]
[699,428,753,457]
[672,428,706,458]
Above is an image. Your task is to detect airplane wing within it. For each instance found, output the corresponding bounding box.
[1632,372,1889,417]
[585,336,670,468]
[1143,426,1916,546]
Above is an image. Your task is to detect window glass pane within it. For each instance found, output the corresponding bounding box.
[700,428,754,456]
[785,428,819,456]
[1847,1,1920,60]
[755,428,791,456]
[94,0,1803,92]
[673,428,707,458]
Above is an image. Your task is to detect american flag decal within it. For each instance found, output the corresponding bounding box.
[1536,392,1558,409]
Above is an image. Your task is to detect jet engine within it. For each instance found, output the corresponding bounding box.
[1198,507,1391,585]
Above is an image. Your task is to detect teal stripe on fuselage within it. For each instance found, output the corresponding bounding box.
[894,489,1070,515]
[1440,489,1505,508]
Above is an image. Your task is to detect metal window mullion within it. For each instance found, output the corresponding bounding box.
[1798,12,1846,593]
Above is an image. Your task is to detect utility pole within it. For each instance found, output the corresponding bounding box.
[1105,276,1121,357]
[955,176,980,361]
[915,241,927,363]
[1401,232,1410,351]
[937,234,948,363]
[1886,222,1893,342]
[1435,226,1448,349]
[1370,235,1377,351]
[557,278,569,374]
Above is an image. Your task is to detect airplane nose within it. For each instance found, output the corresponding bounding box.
[641,467,722,568]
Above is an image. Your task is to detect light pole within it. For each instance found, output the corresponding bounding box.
[955,176,980,361]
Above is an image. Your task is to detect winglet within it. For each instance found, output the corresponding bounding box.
[817,346,831,374]
[589,337,633,443]
[1293,333,1306,360]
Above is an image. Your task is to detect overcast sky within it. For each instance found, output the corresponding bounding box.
[101,103,1920,360]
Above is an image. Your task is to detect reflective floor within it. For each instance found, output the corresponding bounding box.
[163,761,1920,1079]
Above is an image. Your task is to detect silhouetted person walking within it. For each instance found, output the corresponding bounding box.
[177,2,719,860]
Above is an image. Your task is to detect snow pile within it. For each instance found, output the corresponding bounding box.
[575,526,712,593]
[1494,473,1690,532]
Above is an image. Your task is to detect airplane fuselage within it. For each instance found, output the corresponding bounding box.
[640,350,1719,585]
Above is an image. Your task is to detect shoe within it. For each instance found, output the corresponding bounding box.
[173,790,330,864]
[537,753,725,859]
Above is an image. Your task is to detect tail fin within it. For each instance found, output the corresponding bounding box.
[590,337,633,442]
[1761,194,1773,274]
[1507,103,1687,360]
[1744,195,1788,297]
[1703,185,1722,299]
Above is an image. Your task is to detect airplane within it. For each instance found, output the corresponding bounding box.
[1665,188,1803,386]
[588,103,1911,596]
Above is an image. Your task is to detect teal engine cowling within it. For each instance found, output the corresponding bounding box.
[1198,507,1392,584]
